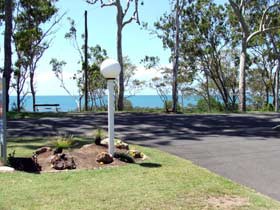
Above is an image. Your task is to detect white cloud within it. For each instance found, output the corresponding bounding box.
[35,70,78,96]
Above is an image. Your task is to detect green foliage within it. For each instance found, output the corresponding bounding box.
[164,100,181,113]
[53,135,74,149]
[94,128,104,145]
[113,152,135,163]
[6,150,16,167]
[123,98,133,111]
[196,97,223,112]
[261,103,274,112]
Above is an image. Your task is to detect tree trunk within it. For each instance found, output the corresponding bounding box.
[238,40,247,112]
[84,10,89,111]
[265,87,269,106]
[172,0,179,113]
[30,72,36,112]
[275,59,280,112]
[3,0,13,112]
[116,8,124,111]
[16,76,21,112]
[206,73,211,112]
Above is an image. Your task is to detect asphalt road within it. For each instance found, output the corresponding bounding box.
[8,112,280,201]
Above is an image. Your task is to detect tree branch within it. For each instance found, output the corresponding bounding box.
[259,3,280,31]
[229,0,249,36]
[34,12,66,49]
[122,0,140,27]
[123,0,131,17]
[247,26,280,43]
[86,0,116,7]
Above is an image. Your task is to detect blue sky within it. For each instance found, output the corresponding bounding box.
[6,0,227,96]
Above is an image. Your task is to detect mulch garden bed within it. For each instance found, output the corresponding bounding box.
[7,143,143,173]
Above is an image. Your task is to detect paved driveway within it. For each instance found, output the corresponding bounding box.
[8,112,280,201]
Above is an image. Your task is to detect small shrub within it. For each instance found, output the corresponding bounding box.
[164,100,181,113]
[7,150,16,167]
[53,135,74,149]
[196,97,223,112]
[114,152,135,163]
[261,103,274,112]
[124,98,133,111]
[94,128,107,145]
[95,128,102,145]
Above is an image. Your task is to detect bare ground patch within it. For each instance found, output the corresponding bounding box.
[206,195,249,209]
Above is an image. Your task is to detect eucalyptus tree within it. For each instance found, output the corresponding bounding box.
[14,0,61,111]
[249,35,279,109]
[86,0,143,111]
[87,45,108,110]
[270,33,280,112]
[64,17,85,110]
[51,45,108,111]
[178,0,238,111]
[154,0,192,112]
[229,0,280,112]
[123,56,145,97]
[3,0,13,111]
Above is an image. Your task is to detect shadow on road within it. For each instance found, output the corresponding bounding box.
[8,113,280,146]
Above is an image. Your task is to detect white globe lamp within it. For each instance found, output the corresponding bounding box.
[100,59,121,155]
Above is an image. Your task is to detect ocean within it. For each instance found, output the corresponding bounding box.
[9,95,199,112]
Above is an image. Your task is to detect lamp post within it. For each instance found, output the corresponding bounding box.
[100,59,121,155]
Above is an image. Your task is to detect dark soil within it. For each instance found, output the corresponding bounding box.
[8,157,41,173]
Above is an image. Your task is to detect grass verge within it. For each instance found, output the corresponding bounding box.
[0,137,279,210]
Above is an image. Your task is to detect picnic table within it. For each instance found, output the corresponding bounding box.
[34,104,60,112]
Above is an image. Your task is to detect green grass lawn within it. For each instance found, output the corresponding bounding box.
[1,137,280,210]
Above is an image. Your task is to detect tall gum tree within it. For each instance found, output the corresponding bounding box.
[153,0,191,112]
[14,0,62,111]
[3,0,13,112]
[229,0,280,112]
[86,0,142,111]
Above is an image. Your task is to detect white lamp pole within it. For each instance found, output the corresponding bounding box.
[100,59,121,155]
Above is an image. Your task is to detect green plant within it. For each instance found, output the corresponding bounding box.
[164,100,181,113]
[261,103,274,112]
[95,128,102,145]
[53,135,74,149]
[7,150,16,167]
[113,152,135,163]
[95,128,106,145]
[196,97,223,112]
[123,98,133,111]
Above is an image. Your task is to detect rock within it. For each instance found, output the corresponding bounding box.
[51,153,76,170]
[35,147,52,155]
[128,150,143,158]
[81,144,94,149]
[116,143,129,150]
[96,152,113,164]
[115,139,129,150]
[0,166,15,173]
[53,147,63,155]
[101,138,109,146]
[101,138,129,150]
